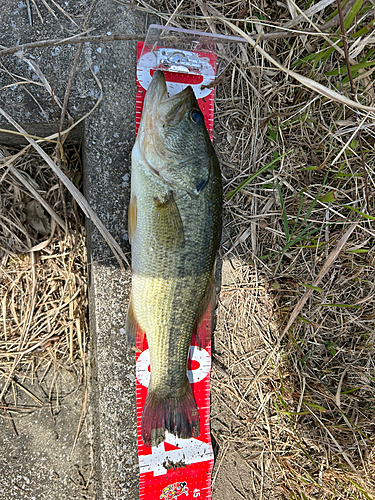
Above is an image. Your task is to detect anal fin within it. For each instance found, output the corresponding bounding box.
[125,295,144,347]
[193,270,216,349]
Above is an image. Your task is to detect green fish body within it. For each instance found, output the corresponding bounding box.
[127,70,222,447]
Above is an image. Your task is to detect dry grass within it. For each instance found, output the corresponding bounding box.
[0,143,88,425]
[133,0,375,498]
[0,0,99,436]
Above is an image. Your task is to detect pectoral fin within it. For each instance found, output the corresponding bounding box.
[152,193,184,249]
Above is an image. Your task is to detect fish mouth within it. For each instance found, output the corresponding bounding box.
[144,70,194,125]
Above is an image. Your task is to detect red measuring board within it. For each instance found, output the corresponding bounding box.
[135,43,216,139]
[135,42,217,500]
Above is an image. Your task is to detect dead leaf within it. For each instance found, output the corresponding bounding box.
[25,200,50,235]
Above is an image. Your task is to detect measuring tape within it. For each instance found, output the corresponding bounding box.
[135,41,217,500]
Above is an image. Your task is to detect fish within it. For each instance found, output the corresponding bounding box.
[126,70,222,447]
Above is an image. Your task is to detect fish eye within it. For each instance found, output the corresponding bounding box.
[190,110,204,124]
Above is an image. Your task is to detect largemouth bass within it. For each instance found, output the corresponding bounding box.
[126,70,222,447]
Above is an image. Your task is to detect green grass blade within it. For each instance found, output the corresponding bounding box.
[353,19,375,38]
[303,402,328,412]
[226,151,291,200]
[346,249,369,253]
[344,0,364,30]
[320,303,361,308]
[290,192,305,239]
[276,180,290,242]
[347,479,373,500]
[284,222,319,251]
[343,205,375,220]
[273,223,327,275]
[318,191,336,203]
[327,60,375,76]
[300,283,323,292]
[300,169,330,228]
[280,410,310,416]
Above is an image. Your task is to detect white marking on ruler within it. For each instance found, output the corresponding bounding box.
[136,346,211,387]
[139,432,214,476]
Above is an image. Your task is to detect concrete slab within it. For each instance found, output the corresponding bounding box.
[82,2,147,498]
[0,371,93,500]
[0,1,92,144]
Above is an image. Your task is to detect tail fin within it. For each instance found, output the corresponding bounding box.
[141,381,200,447]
